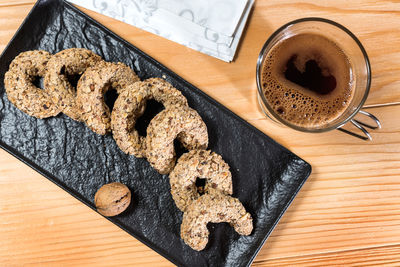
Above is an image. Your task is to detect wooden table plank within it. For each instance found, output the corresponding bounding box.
[254,244,400,266]
[1,1,400,266]
[0,0,34,7]
[0,4,32,52]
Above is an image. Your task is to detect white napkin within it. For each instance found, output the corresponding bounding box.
[157,0,248,36]
[68,0,254,62]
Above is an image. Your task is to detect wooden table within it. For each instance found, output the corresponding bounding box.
[1,1,399,266]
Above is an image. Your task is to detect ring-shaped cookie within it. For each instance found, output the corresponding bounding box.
[76,61,140,135]
[181,189,253,251]
[146,105,208,174]
[44,48,102,121]
[169,150,232,212]
[4,50,61,118]
[111,78,188,157]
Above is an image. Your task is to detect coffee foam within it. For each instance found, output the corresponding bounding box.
[261,33,354,128]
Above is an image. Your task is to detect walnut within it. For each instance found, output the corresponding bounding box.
[94,182,131,217]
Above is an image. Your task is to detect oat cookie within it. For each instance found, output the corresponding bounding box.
[4,50,61,118]
[146,105,208,174]
[111,78,188,157]
[44,48,102,121]
[76,61,140,135]
[169,150,232,212]
[181,189,253,251]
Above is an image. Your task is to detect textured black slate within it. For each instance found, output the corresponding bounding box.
[0,1,312,266]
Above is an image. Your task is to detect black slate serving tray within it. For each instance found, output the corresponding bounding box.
[0,1,311,266]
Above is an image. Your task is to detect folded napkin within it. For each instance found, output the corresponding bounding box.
[68,0,254,62]
[158,0,248,36]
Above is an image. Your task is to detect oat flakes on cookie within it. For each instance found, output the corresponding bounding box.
[76,61,140,135]
[44,48,102,121]
[146,105,208,174]
[169,150,232,212]
[181,189,253,251]
[4,50,61,118]
[111,78,188,157]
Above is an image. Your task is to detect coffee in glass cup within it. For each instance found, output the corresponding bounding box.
[256,18,381,140]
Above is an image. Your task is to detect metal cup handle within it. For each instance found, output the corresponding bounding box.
[337,110,381,141]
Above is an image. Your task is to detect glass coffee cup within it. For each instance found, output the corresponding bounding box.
[256,18,380,140]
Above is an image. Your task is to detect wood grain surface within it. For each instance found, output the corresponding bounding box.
[0,1,399,266]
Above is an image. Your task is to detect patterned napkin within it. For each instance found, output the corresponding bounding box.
[68,0,254,62]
